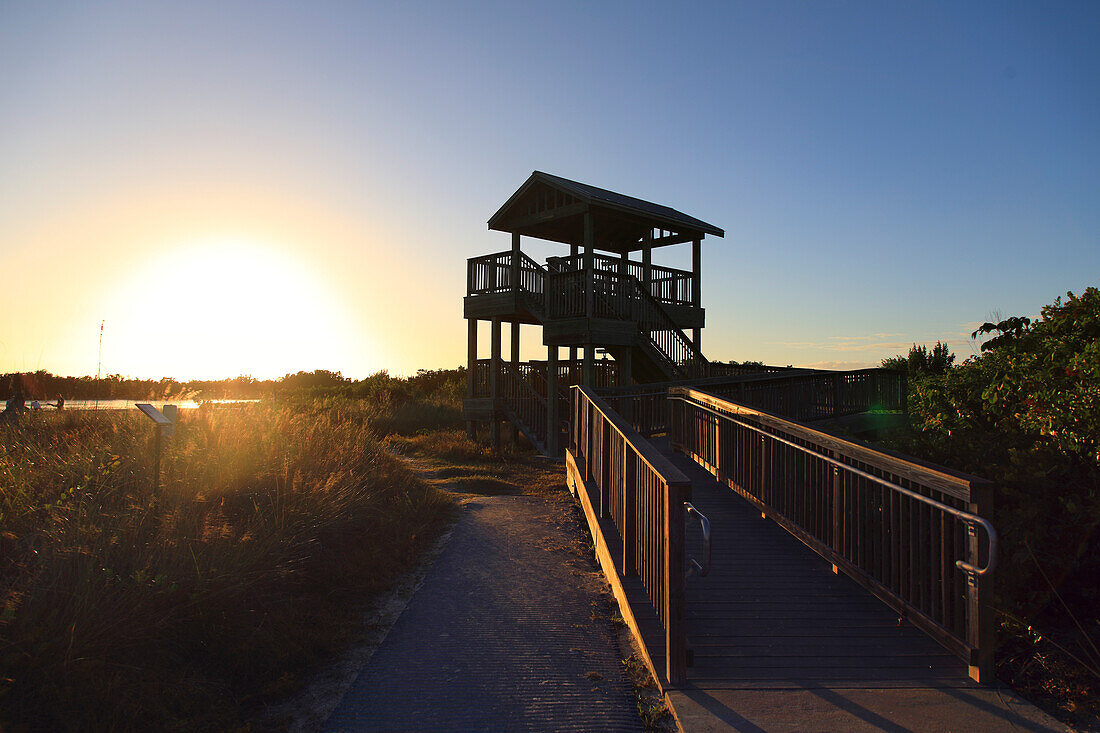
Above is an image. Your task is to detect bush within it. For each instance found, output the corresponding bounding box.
[0,401,454,731]
[883,289,1100,618]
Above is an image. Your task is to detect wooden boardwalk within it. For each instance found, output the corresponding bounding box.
[659,441,1065,732]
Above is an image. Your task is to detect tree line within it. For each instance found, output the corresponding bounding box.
[1,367,466,403]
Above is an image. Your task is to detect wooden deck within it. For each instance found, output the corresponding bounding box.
[656,440,1065,732]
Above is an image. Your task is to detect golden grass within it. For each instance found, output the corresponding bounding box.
[384,429,567,498]
[0,400,454,731]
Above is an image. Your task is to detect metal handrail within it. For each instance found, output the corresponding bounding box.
[671,394,998,576]
[684,503,711,578]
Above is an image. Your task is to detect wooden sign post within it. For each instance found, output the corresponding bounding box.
[136,404,172,490]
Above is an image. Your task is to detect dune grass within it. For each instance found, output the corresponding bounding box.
[384,428,567,498]
[0,399,454,731]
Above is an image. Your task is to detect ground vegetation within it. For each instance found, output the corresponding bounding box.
[880,288,1100,727]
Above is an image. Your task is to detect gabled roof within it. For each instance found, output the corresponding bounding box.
[488,171,724,252]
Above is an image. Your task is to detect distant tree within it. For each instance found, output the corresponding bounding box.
[881,341,955,377]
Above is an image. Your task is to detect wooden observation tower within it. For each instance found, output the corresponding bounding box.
[463,171,726,455]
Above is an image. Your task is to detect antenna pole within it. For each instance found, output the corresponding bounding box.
[95,320,104,410]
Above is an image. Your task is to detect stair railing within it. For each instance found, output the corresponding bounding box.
[499,362,548,448]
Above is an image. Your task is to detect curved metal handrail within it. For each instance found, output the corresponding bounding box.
[685,502,711,578]
[670,393,998,576]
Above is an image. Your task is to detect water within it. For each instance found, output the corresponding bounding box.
[32,399,261,411]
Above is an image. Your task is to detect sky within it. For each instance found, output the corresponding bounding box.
[2,1,1097,379]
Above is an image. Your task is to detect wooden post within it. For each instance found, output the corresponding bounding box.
[583,343,595,386]
[584,213,595,318]
[584,402,594,482]
[642,231,652,296]
[713,411,722,482]
[511,232,521,291]
[832,463,842,565]
[622,443,636,575]
[466,318,477,439]
[511,324,520,448]
[691,237,701,353]
[691,238,701,307]
[511,321,520,368]
[600,421,612,519]
[664,480,688,686]
[617,348,634,425]
[547,345,559,457]
[568,236,578,373]
[490,317,501,451]
[619,249,629,299]
[967,483,994,683]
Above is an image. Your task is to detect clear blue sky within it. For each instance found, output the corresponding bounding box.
[2,1,1097,377]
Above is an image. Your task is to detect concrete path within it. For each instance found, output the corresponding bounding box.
[324,492,643,732]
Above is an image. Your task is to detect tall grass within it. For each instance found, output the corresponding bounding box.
[0,400,453,731]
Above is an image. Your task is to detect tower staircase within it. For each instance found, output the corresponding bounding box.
[466,250,752,454]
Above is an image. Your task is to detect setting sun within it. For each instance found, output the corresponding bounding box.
[95,236,363,380]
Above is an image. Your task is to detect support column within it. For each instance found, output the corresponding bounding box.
[511,321,521,448]
[584,213,595,318]
[466,318,477,439]
[569,241,581,379]
[583,343,595,386]
[490,317,501,451]
[511,322,520,367]
[511,232,521,291]
[547,345,559,457]
[692,237,702,353]
[691,238,701,306]
[618,348,633,423]
[642,231,652,296]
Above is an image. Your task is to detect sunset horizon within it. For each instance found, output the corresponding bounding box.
[4,3,1097,382]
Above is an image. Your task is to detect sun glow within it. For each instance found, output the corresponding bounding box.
[98,236,365,380]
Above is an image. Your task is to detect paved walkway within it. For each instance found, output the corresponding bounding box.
[660,442,1069,733]
[324,492,643,732]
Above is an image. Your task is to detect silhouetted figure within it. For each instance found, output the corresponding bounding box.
[55,395,65,410]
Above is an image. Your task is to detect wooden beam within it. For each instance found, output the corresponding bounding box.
[511,321,520,366]
[547,345,559,457]
[584,212,595,318]
[466,318,477,440]
[501,201,588,231]
[650,232,698,247]
[490,318,501,451]
[691,238,701,308]
[511,232,521,293]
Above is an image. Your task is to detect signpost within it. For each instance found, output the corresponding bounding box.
[136,404,173,490]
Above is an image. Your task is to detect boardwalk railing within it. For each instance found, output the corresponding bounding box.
[470,358,618,399]
[597,367,904,438]
[668,386,996,681]
[704,368,907,422]
[569,385,691,687]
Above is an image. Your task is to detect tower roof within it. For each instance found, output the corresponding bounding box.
[488,171,724,253]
